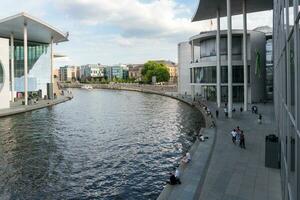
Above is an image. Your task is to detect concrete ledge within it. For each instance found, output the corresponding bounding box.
[157,128,216,200]
[0,95,73,118]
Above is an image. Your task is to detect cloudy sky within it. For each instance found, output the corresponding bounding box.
[0,0,272,66]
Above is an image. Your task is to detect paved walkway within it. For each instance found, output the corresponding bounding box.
[0,95,73,118]
[199,102,281,200]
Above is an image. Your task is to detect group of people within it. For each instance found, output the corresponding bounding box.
[166,152,191,185]
[230,126,246,149]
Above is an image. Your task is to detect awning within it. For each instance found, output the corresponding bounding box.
[0,12,68,43]
[192,0,273,21]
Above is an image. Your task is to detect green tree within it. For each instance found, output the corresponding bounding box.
[142,61,170,83]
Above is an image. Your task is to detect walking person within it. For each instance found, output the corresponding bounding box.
[216,109,219,118]
[224,107,228,118]
[240,131,246,149]
[258,114,262,124]
[235,129,241,145]
[231,129,237,144]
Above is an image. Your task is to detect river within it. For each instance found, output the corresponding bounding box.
[0,89,204,200]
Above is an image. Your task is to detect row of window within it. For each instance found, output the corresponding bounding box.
[273,0,300,199]
[191,66,249,84]
[198,36,242,58]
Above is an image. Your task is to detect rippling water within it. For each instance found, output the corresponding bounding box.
[0,89,204,200]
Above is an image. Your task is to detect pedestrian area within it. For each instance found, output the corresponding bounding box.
[199,102,282,200]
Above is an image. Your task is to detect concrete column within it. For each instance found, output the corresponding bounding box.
[24,22,28,106]
[50,37,54,99]
[243,0,248,111]
[191,85,195,101]
[191,40,194,63]
[216,8,221,108]
[227,0,232,118]
[10,33,14,102]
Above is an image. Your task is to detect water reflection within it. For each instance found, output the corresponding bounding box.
[0,89,204,199]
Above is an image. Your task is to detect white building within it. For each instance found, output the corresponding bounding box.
[178,29,267,103]
[0,12,68,109]
[80,64,105,80]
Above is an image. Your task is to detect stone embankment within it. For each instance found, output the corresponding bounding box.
[0,95,73,118]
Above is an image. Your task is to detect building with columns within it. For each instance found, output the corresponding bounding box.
[191,0,300,200]
[0,12,68,109]
[182,29,266,103]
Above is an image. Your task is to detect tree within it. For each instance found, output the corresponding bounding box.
[142,61,170,83]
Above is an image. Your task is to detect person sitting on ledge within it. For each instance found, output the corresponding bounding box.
[181,152,191,164]
[174,167,181,184]
[199,134,205,141]
[166,172,177,185]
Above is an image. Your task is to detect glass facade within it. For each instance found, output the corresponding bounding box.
[221,86,244,102]
[12,40,50,94]
[200,36,242,58]
[194,66,216,83]
[13,40,48,78]
[273,0,300,199]
[221,66,249,83]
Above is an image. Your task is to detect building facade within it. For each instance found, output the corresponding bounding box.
[0,13,68,109]
[105,65,129,81]
[80,64,105,81]
[59,66,78,82]
[273,1,300,200]
[179,29,266,103]
[128,64,143,80]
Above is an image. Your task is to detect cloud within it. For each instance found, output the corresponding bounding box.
[56,0,205,39]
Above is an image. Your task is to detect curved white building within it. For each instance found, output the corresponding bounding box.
[0,12,68,109]
[190,29,266,103]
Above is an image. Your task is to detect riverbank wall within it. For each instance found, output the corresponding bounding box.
[0,95,73,118]
[62,82,217,200]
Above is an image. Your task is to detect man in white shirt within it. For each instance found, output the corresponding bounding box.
[231,129,237,144]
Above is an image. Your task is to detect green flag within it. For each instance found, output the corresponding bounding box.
[255,51,261,78]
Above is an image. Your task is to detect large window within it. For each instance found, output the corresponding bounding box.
[200,38,216,58]
[194,67,216,83]
[200,36,242,58]
[221,66,246,83]
[220,86,244,102]
[14,40,48,78]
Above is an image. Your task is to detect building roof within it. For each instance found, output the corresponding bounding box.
[0,12,68,43]
[192,0,273,21]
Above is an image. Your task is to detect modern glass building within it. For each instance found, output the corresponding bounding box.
[191,0,300,199]
[105,65,129,81]
[0,12,68,109]
[187,29,266,103]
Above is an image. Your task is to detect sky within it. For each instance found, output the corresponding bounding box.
[0,0,273,66]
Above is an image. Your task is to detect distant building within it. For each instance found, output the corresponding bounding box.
[81,64,105,81]
[105,65,129,81]
[128,64,143,80]
[59,66,78,82]
[152,60,178,83]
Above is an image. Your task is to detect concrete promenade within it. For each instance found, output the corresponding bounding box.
[199,102,281,200]
[0,95,73,118]
[156,94,281,200]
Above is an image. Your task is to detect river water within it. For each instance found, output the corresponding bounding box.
[0,89,204,200]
